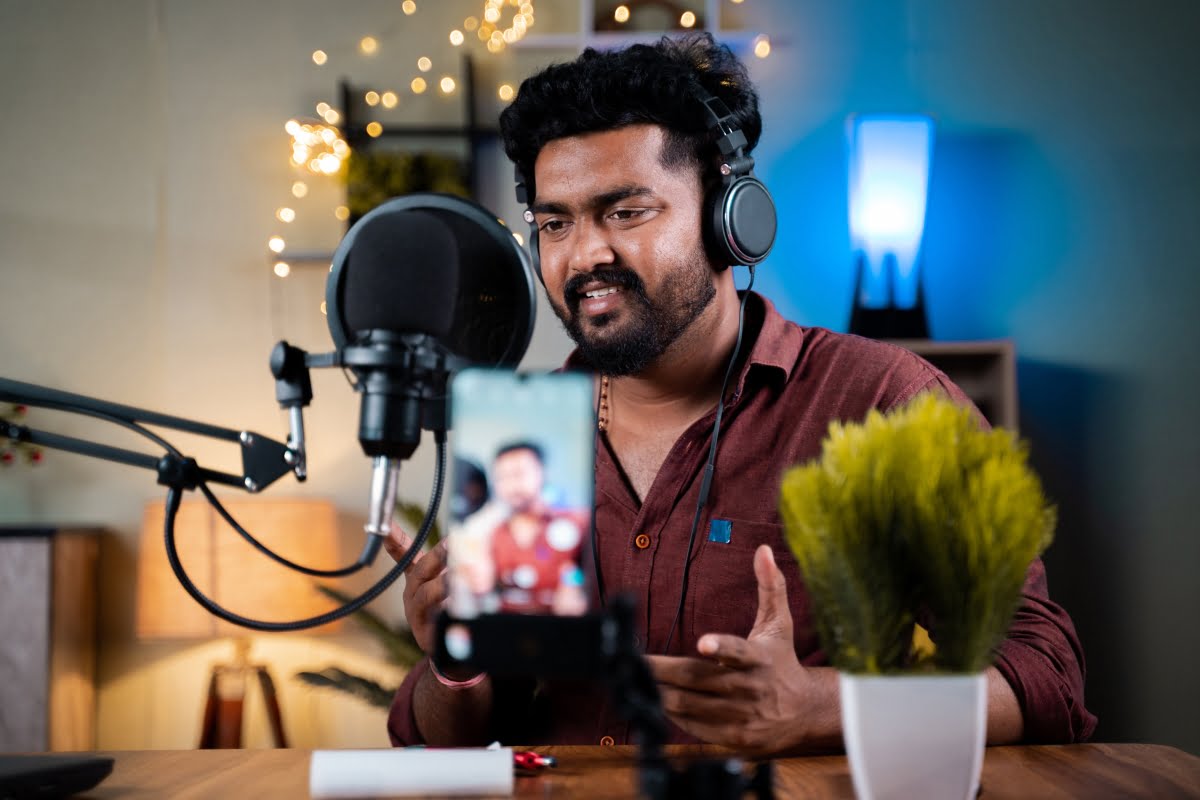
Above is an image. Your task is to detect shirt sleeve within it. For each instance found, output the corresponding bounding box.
[387,657,430,746]
[993,558,1099,743]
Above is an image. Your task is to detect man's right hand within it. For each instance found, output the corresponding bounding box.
[383,530,447,654]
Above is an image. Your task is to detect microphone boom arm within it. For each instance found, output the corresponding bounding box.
[0,376,297,492]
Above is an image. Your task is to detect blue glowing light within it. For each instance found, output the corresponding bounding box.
[848,115,935,309]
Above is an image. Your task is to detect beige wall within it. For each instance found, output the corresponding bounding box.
[0,0,573,749]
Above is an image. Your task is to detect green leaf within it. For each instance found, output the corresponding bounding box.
[295,667,395,709]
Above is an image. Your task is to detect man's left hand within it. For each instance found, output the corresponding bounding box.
[646,544,836,753]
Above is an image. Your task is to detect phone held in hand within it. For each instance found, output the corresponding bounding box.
[436,369,610,678]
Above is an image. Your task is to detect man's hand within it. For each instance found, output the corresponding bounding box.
[383,529,447,654]
[646,544,839,753]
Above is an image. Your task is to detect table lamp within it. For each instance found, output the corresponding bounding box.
[136,497,343,748]
[847,113,935,339]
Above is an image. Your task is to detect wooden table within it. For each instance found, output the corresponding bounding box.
[82,744,1200,798]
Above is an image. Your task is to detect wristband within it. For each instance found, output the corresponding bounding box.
[429,660,486,689]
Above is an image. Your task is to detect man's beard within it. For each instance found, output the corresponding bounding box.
[551,249,716,376]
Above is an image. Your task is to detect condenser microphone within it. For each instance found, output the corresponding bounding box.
[339,208,459,462]
[325,193,538,546]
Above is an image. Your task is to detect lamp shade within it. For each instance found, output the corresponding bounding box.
[847,114,935,310]
[136,497,344,638]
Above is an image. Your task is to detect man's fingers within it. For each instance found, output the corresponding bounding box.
[749,544,793,641]
[646,654,756,696]
[696,634,764,669]
[408,540,448,582]
[658,684,742,722]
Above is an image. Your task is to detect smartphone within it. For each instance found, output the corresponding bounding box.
[437,368,606,677]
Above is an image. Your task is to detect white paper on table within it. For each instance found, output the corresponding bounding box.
[309,748,514,798]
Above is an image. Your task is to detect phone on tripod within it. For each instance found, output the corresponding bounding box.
[435,369,608,677]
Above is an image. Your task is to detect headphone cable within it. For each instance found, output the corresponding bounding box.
[663,266,756,653]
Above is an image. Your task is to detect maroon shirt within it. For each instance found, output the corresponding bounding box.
[388,292,1097,746]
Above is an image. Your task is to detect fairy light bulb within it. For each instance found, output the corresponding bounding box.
[268,236,286,253]
[450,29,464,46]
[312,50,327,65]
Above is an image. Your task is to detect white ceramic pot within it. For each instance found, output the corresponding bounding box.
[840,672,987,800]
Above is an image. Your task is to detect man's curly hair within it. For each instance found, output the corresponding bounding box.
[499,33,761,200]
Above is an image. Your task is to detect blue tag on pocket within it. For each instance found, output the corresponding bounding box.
[708,518,732,544]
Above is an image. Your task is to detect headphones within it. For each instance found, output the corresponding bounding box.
[514,86,777,285]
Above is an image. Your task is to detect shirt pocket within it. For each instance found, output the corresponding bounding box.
[686,516,819,659]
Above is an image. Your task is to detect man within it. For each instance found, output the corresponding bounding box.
[385,33,1096,751]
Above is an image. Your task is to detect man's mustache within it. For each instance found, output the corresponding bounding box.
[563,267,646,311]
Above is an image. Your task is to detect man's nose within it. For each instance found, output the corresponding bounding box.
[567,219,616,274]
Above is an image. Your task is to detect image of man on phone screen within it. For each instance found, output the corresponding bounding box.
[450,441,588,617]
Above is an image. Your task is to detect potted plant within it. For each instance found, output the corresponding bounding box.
[779,393,1055,800]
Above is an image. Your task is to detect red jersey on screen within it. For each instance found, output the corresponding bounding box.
[491,510,587,613]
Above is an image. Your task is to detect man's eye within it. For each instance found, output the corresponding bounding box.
[610,209,646,221]
[539,219,567,233]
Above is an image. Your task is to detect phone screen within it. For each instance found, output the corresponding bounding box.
[445,369,595,620]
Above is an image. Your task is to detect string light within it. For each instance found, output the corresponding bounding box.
[478,0,535,52]
[274,261,291,278]
[359,36,378,55]
[335,206,351,221]
[315,102,330,116]
[440,76,456,94]
[411,77,427,94]
[402,0,417,13]
[320,301,328,315]
[288,121,348,175]
[312,50,327,65]
[464,16,479,31]
[276,207,296,223]
[366,121,383,137]
[323,108,340,124]
[268,236,286,253]
[417,56,432,72]
[753,35,771,58]
[450,29,464,45]
[680,11,696,28]
[498,83,515,101]
[292,181,308,198]
[513,231,524,246]
[381,91,398,108]
[365,90,380,106]
[614,5,630,23]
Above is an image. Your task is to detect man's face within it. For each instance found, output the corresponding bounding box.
[492,448,544,513]
[530,125,717,376]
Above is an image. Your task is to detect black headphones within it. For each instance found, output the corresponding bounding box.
[514,86,777,284]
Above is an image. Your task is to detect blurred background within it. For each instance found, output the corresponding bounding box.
[0,0,1196,755]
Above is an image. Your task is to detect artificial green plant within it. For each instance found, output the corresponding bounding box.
[779,393,1055,674]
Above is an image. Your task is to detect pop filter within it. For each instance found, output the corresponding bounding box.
[326,193,536,367]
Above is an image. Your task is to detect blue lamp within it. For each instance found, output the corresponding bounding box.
[847,114,935,338]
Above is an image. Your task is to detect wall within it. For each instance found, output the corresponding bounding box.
[746,0,1200,753]
[2,0,1197,754]
[0,0,574,749]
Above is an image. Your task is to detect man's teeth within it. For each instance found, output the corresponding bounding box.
[585,287,620,298]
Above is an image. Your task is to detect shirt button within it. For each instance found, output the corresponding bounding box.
[634,534,651,549]
[600,735,615,747]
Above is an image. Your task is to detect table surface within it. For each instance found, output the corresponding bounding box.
[80,743,1200,799]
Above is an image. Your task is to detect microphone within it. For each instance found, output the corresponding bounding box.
[334,208,459,545]
[325,193,537,550]
[339,208,459,460]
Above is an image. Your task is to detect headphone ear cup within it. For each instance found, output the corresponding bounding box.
[710,176,777,267]
[703,182,734,271]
